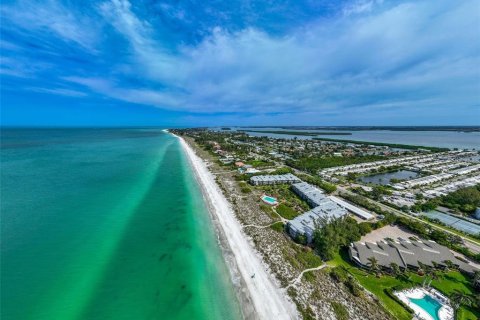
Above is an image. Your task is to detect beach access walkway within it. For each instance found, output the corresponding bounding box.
[286,264,327,289]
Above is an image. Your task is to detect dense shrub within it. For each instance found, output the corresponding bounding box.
[286,155,385,174]
[313,217,362,260]
[270,222,285,233]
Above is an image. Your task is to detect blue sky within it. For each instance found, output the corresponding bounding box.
[1,0,479,126]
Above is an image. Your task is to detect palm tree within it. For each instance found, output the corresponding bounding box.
[427,269,439,287]
[472,271,480,289]
[450,290,473,316]
[389,262,401,277]
[443,259,454,271]
[367,257,380,275]
[474,294,480,311]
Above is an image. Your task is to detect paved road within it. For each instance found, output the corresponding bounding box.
[336,185,480,253]
[290,168,480,252]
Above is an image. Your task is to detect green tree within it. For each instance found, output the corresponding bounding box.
[358,222,372,236]
[472,271,480,289]
[450,289,473,311]
[389,262,401,277]
[443,260,455,270]
[426,268,439,287]
[367,257,380,274]
[313,217,362,260]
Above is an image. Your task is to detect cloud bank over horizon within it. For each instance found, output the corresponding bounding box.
[1,0,479,126]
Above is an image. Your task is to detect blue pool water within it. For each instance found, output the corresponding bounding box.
[262,196,277,204]
[409,294,442,320]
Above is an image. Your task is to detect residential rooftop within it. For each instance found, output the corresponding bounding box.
[349,238,475,274]
[250,173,301,185]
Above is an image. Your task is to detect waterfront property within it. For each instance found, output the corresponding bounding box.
[358,170,419,185]
[291,182,328,207]
[349,238,475,274]
[288,182,376,242]
[292,182,374,220]
[393,173,453,190]
[250,173,301,185]
[261,195,278,206]
[393,164,480,190]
[287,198,348,243]
[394,287,453,320]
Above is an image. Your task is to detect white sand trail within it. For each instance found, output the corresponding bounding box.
[177,135,298,320]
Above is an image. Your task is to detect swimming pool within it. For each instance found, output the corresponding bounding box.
[409,294,442,320]
[262,195,278,205]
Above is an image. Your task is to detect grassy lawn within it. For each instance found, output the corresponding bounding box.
[328,249,479,320]
[276,203,301,220]
[246,159,274,168]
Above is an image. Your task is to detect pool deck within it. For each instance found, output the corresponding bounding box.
[394,288,454,320]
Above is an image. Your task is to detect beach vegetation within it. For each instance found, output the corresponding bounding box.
[270,222,284,232]
[330,301,349,320]
[259,204,279,220]
[241,186,252,193]
[294,247,323,269]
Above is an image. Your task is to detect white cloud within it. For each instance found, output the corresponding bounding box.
[3,0,479,123]
[64,76,184,108]
[28,87,88,97]
[1,0,100,52]
[80,0,479,118]
[98,0,180,83]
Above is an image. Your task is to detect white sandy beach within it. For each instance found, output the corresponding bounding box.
[176,134,299,320]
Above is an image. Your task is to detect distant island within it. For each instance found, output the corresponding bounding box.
[239,130,352,136]
[241,126,480,132]
[312,137,449,152]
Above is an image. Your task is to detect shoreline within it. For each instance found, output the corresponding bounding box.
[174,133,298,320]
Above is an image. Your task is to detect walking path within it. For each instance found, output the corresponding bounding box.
[243,207,287,229]
[286,264,327,289]
[243,221,283,229]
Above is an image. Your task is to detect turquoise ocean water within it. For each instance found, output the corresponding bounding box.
[1,128,242,320]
